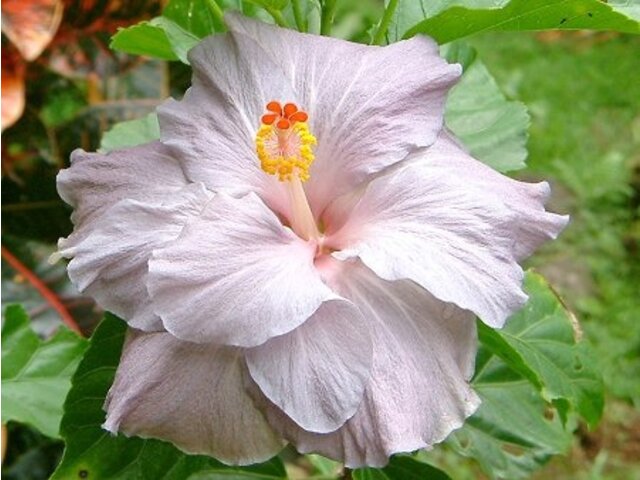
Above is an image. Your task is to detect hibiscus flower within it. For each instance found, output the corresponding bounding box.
[56,12,568,468]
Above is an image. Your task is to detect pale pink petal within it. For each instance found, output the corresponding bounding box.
[252,259,479,468]
[226,13,461,215]
[57,142,187,230]
[329,132,569,328]
[104,329,283,465]
[147,192,337,347]
[246,299,372,434]
[58,184,211,331]
[157,30,295,217]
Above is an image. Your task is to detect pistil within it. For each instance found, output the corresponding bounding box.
[256,100,320,241]
[287,174,321,241]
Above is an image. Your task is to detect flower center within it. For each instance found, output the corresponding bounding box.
[256,101,317,182]
[256,101,320,242]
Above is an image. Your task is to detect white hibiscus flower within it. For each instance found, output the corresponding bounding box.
[56,13,568,468]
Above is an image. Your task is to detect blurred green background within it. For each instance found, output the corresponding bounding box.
[1,1,639,478]
[435,30,640,480]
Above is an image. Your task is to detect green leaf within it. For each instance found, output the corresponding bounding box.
[450,373,571,479]
[160,0,228,62]
[188,464,286,479]
[51,314,287,480]
[164,0,220,38]
[111,0,230,63]
[354,456,451,480]
[246,0,290,12]
[445,43,529,172]
[99,113,160,152]
[110,22,179,61]
[399,0,640,43]
[448,271,604,479]
[385,0,501,43]
[39,87,86,128]
[150,17,201,64]
[306,454,341,477]
[1,305,88,438]
[478,272,604,427]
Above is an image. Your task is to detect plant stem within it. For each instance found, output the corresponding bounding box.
[292,0,307,32]
[320,0,337,36]
[1,245,81,335]
[340,467,353,480]
[266,7,288,27]
[372,0,399,45]
[1,200,61,212]
[205,0,226,29]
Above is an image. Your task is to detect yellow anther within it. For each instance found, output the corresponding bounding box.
[255,102,317,182]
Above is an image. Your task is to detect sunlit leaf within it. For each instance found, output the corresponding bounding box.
[386,0,504,43]
[110,22,179,61]
[1,305,88,438]
[445,43,529,172]
[388,0,640,43]
[609,0,640,22]
[51,314,287,479]
[306,454,341,477]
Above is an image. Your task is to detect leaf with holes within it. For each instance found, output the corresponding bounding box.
[478,272,604,427]
[448,271,604,479]
[449,366,572,479]
[1,304,88,438]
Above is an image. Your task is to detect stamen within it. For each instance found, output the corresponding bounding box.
[255,101,320,240]
[255,101,317,183]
